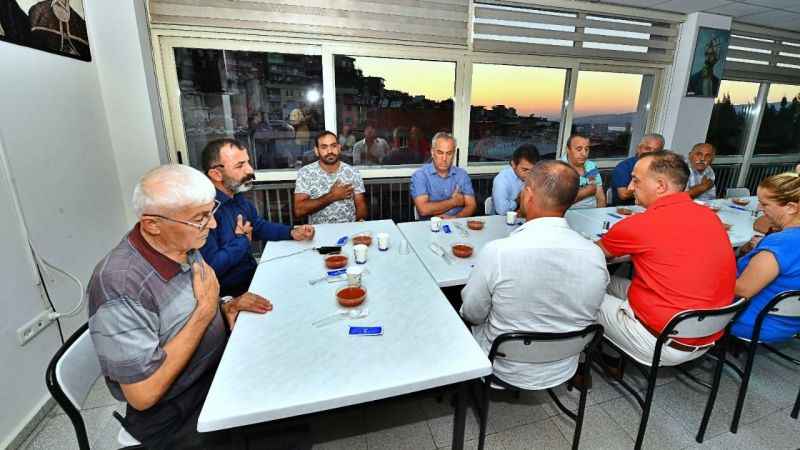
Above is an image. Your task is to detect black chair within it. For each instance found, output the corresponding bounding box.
[725,290,800,432]
[474,324,603,450]
[46,323,142,450]
[601,298,747,450]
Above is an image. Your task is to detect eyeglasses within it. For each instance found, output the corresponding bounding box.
[144,200,221,230]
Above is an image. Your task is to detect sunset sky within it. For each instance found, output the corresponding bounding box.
[349,56,800,119]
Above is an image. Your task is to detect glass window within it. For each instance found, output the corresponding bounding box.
[334,55,455,166]
[754,83,800,155]
[468,64,567,163]
[174,48,324,170]
[706,80,760,156]
[571,71,652,158]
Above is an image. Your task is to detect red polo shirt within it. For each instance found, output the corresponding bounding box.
[600,192,736,345]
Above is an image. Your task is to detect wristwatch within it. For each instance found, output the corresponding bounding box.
[219,295,234,305]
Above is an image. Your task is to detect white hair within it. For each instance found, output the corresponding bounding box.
[431,131,456,150]
[640,133,665,149]
[132,164,216,218]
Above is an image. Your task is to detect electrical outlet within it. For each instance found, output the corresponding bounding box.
[17,310,54,346]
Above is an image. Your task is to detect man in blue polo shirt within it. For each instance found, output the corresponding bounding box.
[411,132,476,219]
[610,133,664,206]
[491,144,539,215]
[200,138,314,297]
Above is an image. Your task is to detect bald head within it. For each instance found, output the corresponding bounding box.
[524,160,580,215]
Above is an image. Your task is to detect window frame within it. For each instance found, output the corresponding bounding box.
[153,30,666,181]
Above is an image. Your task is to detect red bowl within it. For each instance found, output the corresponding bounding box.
[451,243,474,258]
[324,254,348,269]
[732,198,750,206]
[467,220,485,230]
[336,286,366,307]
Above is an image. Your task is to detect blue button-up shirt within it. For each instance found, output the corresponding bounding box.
[611,155,638,206]
[410,163,475,218]
[200,189,292,296]
[491,166,523,215]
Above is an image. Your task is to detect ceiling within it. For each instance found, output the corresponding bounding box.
[594,0,800,31]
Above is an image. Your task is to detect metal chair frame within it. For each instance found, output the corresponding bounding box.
[724,290,800,432]
[600,299,747,450]
[474,324,604,450]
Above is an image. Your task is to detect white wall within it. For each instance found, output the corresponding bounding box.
[0,0,145,445]
[87,0,168,226]
[659,13,732,155]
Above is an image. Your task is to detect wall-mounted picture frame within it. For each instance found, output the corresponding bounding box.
[0,0,91,62]
[686,26,730,97]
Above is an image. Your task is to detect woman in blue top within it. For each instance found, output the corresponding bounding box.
[561,133,606,209]
[732,171,800,342]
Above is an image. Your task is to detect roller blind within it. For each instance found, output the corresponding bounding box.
[472,1,680,64]
[149,0,470,46]
[724,23,800,85]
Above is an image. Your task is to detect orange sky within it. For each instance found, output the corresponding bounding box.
[716,80,759,105]
[767,83,800,103]
[471,64,566,118]
[348,56,799,117]
[349,57,456,102]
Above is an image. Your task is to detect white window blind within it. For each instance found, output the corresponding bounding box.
[725,23,800,85]
[472,1,679,64]
[148,0,469,47]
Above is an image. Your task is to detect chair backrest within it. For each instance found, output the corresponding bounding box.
[664,298,748,340]
[45,323,102,450]
[489,325,603,364]
[764,290,800,318]
[485,197,494,215]
[725,187,750,199]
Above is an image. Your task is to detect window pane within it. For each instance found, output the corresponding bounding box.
[174,48,324,170]
[334,55,455,166]
[469,64,566,162]
[706,80,759,156]
[571,71,651,158]
[754,83,800,155]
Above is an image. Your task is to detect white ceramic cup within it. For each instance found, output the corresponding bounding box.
[346,266,364,286]
[506,211,518,225]
[430,216,442,232]
[353,244,368,264]
[377,232,390,251]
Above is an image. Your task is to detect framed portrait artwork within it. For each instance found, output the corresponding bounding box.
[0,0,91,61]
[686,27,730,97]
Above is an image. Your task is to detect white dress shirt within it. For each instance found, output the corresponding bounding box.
[460,217,609,390]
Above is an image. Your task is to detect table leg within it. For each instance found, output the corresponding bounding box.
[452,382,467,450]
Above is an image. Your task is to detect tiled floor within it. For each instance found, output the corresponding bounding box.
[20,341,799,450]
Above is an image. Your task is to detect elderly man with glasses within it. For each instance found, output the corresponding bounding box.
[200,138,315,298]
[86,164,277,449]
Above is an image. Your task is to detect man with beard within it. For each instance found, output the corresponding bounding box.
[294,131,368,223]
[200,138,315,297]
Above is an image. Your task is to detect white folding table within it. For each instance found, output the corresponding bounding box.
[567,202,756,247]
[397,216,519,287]
[197,219,491,450]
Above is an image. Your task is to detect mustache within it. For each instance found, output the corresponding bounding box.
[241,174,255,184]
